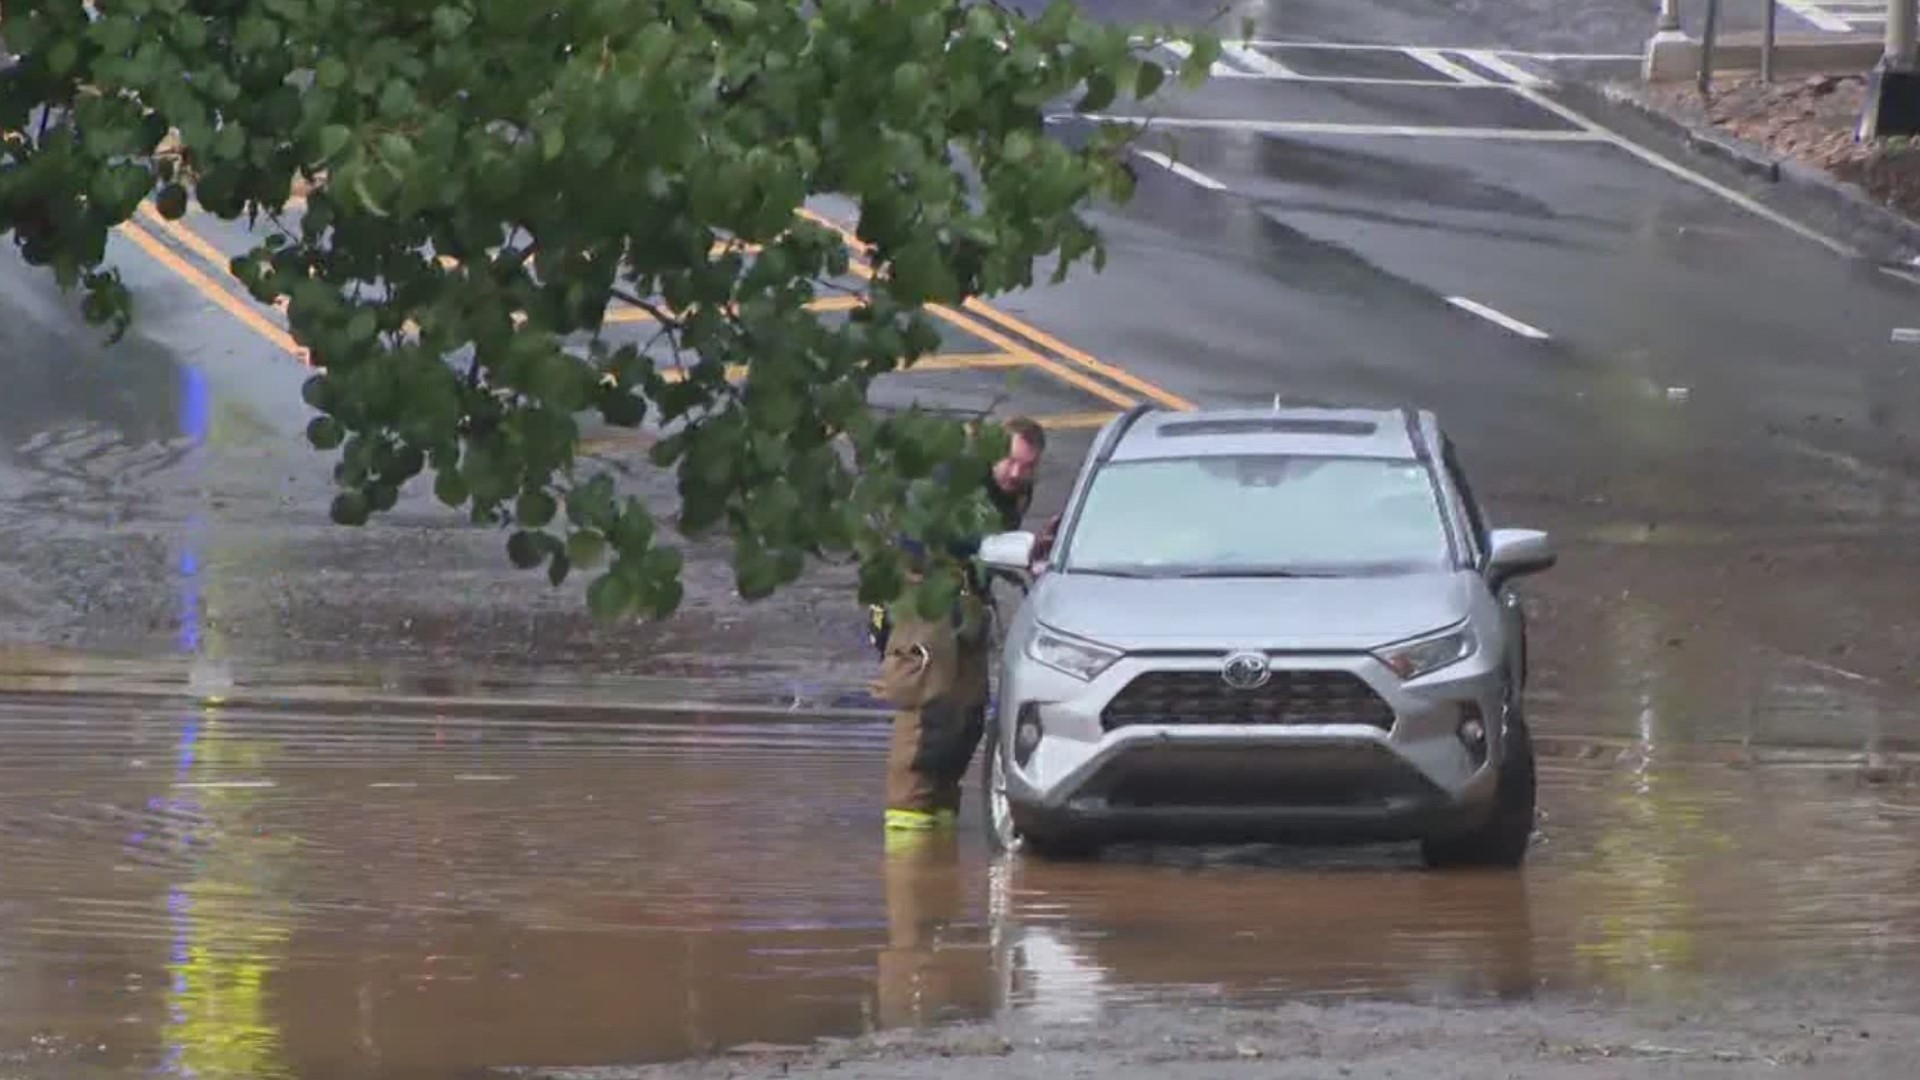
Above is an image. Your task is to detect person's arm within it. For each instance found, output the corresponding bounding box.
[1031,512,1063,560]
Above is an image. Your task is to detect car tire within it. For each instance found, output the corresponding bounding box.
[1420,697,1537,871]
[981,722,1097,861]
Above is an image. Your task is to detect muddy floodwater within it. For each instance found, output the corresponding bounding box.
[2,680,1920,1080]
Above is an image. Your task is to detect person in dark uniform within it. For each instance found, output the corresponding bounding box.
[869,416,1053,831]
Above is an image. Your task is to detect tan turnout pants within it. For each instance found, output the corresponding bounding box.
[872,594,993,815]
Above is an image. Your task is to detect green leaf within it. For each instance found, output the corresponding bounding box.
[566,530,608,569]
[1134,59,1166,99]
[516,489,556,528]
[506,530,546,569]
[1179,35,1221,88]
[586,572,632,621]
[212,123,247,161]
[432,6,473,39]
[318,124,353,161]
[910,571,959,622]
[316,57,350,90]
[331,491,370,526]
[733,542,778,601]
[1077,71,1117,113]
[434,468,469,507]
[306,415,345,449]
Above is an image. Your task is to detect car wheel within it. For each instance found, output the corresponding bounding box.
[981,722,1097,861]
[1420,695,1537,870]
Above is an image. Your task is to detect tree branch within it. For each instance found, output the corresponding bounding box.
[608,286,684,329]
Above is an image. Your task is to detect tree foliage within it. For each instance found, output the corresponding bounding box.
[0,0,1220,622]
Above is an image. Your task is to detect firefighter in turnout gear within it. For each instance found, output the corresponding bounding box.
[870,417,1056,832]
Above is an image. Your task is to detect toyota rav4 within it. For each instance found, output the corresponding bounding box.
[974,404,1556,868]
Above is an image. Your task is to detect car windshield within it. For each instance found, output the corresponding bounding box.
[1059,454,1453,577]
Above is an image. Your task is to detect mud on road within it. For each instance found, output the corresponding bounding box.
[518,996,1920,1080]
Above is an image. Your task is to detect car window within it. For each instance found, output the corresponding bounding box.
[1441,440,1490,564]
[1059,454,1453,577]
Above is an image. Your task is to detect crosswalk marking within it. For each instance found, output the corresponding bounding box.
[1457,50,1549,89]
[1778,0,1884,30]
[1405,48,1492,85]
[1134,149,1229,190]
[1138,41,1551,88]
[1219,42,1297,77]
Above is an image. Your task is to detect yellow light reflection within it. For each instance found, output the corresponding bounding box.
[1567,592,1733,996]
[160,363,293,1079]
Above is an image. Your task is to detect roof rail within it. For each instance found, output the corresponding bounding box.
[1093,403,1155,464]
[1399,406,1430,461]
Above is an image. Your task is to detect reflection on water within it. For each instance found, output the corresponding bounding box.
[2,705,1920,1078]
[162,709,294,1080]
[1566,588,1718,997]
[163,356,292,1079]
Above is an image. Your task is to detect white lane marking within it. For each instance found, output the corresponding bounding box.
[1260,74,1485,88]
[1059,114,1602,141]
[1776,0,1859,31]
[1891,328,1920,344]
[1882,266,1920,287]
[1404,48,1491,86]
[1446,296,1551,339]
[1459,50,1550,88]
[1235,40,1642,60]
[1134,149,1229,191]
[173,780,276,790]
[455,773,514,782]
[1154,39,1237,78]
[1219,42,1297,77]
[1501,50,1647,62]
[1505,84,1859,258]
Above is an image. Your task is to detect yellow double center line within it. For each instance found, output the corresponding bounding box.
[793,208,1195,413]
[120,202,1193,423]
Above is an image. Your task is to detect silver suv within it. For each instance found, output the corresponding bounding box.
[974,404,1556,868]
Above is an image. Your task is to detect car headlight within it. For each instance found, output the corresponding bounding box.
[1374,624,1477,681]
[1026,627,1122,682]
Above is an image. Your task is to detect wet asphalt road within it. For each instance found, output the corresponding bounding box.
[7,0,1920,1075]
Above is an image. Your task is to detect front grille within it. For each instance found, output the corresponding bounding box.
[1101,668,1395,732]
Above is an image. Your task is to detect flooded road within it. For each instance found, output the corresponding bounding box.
[3,694,1919,1079]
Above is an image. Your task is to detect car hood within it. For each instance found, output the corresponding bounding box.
[1030,570,1475,653]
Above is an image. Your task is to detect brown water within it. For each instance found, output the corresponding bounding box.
[2,687,1920,1080]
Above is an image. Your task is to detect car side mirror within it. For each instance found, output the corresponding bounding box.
[1486,528,1555,586]
[978,530,1038,581]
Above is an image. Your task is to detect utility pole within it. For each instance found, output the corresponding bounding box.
[1893,0,1918,71]
[1860,0,1920,138]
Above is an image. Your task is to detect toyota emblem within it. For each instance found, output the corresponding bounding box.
[1221,651,1271,690]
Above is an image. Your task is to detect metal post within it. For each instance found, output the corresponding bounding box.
[1891,0,1918,70]
[1762,0,1778,82]
[1699,0,1720,97]
[1861,0,1920,139]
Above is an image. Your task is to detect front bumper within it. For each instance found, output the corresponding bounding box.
[998,647,1507,843]
[1005,731,1497,844]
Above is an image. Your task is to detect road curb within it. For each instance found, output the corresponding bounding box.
[1555,77,1920,268]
